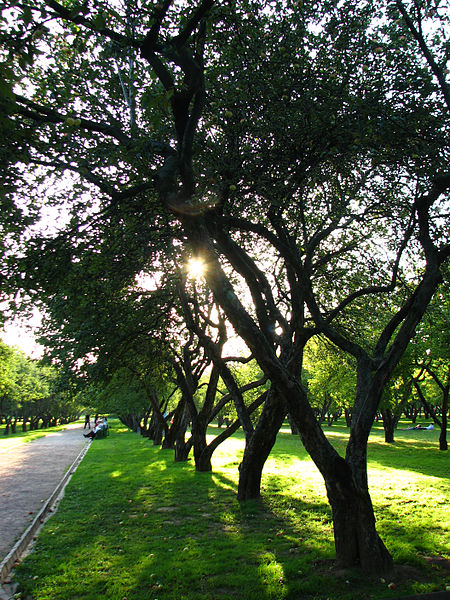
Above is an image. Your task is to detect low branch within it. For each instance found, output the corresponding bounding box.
[206,390,268,455]
[210,375,268,420]
[15,95,132,146]
[330,213,415,328]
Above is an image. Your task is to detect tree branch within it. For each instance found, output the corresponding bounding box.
[172,0,215,48]
[395,0,450,111]
[329,213,415,326]
[15,95,132,146]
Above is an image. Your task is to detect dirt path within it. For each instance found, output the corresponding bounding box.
[0,423,90,563]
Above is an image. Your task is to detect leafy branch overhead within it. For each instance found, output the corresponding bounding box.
[1,0,449,576]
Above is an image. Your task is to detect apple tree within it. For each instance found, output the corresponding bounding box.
[1,0,449,575]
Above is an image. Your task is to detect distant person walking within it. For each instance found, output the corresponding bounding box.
[84,414,91,429]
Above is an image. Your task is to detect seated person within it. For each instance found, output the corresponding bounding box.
[84,417,107,438]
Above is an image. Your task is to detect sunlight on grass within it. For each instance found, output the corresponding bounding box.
[12,419,450,600]
[110,470,123,478]
[257,552,286,595]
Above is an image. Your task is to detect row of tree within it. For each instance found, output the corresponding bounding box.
[1,0,449,575]
[86,287,448,453]
[0,340,83,433]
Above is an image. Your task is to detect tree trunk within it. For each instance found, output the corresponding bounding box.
[145,412,164,445]
[174,405,191,462]
[162,399,186,450]
[439,385,448,451]
[344,408,352,427]
[153,421,164,445]
[195,444,214,471]
[174,437,192,461]
[381,408,395,443]
[190,364,221,472]
[287,412,298,434]
[192,418,212,471]
[325,464,393,573]
[238,389,285,501]
[284,358,394,574]
[162,425,177,449]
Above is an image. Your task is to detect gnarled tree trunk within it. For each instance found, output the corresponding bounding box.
[237,389,285,501]
[325,462,393,573]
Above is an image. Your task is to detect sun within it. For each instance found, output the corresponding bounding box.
[187,256,206,279]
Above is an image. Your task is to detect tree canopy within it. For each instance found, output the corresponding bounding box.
[1,0,449,575]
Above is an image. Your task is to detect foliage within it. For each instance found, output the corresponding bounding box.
[0,339,84,432]
[304,337,356,419]
[1,0,449,572]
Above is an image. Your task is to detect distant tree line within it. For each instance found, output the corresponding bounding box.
[0,341,84,434]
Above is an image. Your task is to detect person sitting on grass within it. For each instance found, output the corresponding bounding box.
[84,417,107,439]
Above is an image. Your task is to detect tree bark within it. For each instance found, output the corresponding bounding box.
[381,408,395,443]
[191,417,211,471]
[344,408,352,427]
[174,404,191,462]
[191,364,221,471]
[237,389,286,501]
[284,360,394,574]
[287,412,298,434]
[325,462,393,573]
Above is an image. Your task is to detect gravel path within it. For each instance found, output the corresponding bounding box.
[0,423,89,563]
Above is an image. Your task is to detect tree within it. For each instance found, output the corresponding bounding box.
[379,353,414,443]
[304,337,355,426]
[2,0,449,574]
[411,267,450,450]
[0,340,82,431]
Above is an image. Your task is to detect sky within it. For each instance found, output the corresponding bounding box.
[1,309,43,358]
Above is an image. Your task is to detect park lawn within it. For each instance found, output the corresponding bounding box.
[13,419,449,600]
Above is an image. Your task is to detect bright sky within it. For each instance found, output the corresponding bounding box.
[1,309,43,358]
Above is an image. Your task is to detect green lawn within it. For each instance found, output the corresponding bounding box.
[12,420,449,600]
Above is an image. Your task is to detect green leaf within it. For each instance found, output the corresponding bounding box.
[22,5,32,26]
[92,13,107,31]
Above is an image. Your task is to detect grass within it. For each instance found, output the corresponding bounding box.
[11,419,450,600]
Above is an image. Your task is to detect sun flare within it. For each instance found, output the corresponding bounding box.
[187,257,206,279]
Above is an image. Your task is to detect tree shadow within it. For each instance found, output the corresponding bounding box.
[13,424,447,600]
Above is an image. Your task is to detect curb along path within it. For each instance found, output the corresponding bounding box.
[0,424,90,596]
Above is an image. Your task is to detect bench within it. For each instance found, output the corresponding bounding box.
[94,426,109,439]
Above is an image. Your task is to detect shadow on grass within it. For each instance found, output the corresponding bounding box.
[13,421,448,600]
[13,425,335,599]
[273,423,448,481]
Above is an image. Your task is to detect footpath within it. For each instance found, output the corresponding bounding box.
[0,423,90,599]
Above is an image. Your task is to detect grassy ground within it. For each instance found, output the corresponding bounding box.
[12,419,450,600]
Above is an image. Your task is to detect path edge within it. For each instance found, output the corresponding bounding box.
[0,439,91,594]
